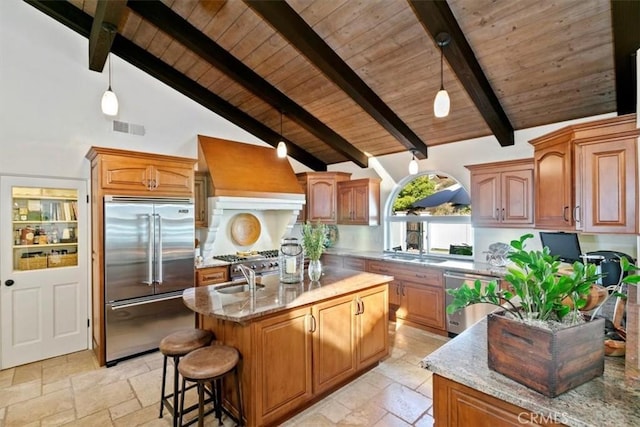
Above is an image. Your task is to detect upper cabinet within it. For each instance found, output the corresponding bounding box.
[337,178,381,225]
[296,172,351,224]
[529,114,639,233]
[87,147,194,195]
[466,159,534,228]
[194,172,211,228]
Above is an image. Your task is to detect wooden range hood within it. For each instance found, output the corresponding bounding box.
[198,135,304,200]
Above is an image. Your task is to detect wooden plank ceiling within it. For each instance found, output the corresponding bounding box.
[27,0,637,171]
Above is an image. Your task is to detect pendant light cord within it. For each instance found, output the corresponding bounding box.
[439,43,444,91]
[108,52,112,90]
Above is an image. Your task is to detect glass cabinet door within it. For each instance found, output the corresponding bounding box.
[12,186,79,271]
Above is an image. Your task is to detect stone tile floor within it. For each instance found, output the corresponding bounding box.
[0,323,448,426]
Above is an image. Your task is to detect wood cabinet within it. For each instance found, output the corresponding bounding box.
[576,137,637,233]
[194,172,211,228]
[97,152,193,194]
[337,178,381,225]
[433,374,567,426]
[201,283,388,426]
[312,286,388,395]
[466,159,534,227]
[367,260,445,334]
[321,253,366,271]
[253,306,314,425]
[529,114,639,232]
[297,172,351,223]
[195,265,229,327]
[85,147,196,366]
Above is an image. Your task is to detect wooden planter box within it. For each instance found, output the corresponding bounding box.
[487,312,605,397]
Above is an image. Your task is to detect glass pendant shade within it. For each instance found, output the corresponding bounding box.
[101,87,118,116]
[408,156,419,175]
[276,140,287,158]
[433,89,450,118]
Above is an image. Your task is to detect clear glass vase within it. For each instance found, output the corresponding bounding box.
[308,259,322,281]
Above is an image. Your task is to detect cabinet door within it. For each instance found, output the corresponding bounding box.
[399,281,445,330]
[307,177,337,223]
[101,157,151,192]
[356,286,389,368]
[470,172,500,225]
[343,256,365,271]
[337,186,353,223]
[501,169,533,225]
[194,173,208,227]
[534,141,574,229]
[580,139,637,233]
[321,253,343,268]
[388,280,403,307]
[312,294,357,394]
[147,163,193,194]
[254,307,313,425]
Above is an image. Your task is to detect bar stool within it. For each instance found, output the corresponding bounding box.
[159,328,214,427]
[178,344,244,427]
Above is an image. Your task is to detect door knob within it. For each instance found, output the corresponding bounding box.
[5,279,15,287]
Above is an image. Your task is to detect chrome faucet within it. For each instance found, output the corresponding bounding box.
[237,264,256,292]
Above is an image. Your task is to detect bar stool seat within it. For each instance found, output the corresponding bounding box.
[159,329,214,427]
[178,344,244,427]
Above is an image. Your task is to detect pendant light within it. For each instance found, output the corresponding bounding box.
[276,111,287,158]
[101,23,119,116]
[408,150,419,175]
[434,32,451,118]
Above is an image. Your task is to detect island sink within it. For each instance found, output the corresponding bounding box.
[215,283,265,294]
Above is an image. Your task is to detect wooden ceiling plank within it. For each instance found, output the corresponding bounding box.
[88,0,127,71]
[611,0,639,114]
[24,0,327,172]
[127,0,368,168]
[408,0,514,147]
[245,0,429,159]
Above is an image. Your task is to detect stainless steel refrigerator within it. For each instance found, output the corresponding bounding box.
[103,196,195,366]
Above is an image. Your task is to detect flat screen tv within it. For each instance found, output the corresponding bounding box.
[539,232,582,264]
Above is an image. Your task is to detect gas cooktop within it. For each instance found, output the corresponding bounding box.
[213,250,280,278]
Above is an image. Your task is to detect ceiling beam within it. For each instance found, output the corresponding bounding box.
[409,0,514,147]
[245,0,429,159]
[127,1,367,168]
[24,0,327,171]
[88,0,127,71]
[611,0,639,115]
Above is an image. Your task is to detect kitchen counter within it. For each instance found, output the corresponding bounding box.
[183,267,393,323]
[323,248,508,277]
[194,258,230,269]
[420,317,640,427]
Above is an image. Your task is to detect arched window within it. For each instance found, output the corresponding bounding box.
[384,172,473,259]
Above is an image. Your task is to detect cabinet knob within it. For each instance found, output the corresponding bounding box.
[5,279,15,287]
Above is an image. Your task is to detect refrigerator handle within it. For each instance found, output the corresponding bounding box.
[145,214,153,286]
[154,213,163,284]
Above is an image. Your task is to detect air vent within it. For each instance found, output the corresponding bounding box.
[113,120,145,136]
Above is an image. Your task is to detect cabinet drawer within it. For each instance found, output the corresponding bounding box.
[367,260,442,287]
[196,267,229,286]
[343,257,365,271]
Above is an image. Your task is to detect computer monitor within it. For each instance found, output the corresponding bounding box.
[539,232,582,264]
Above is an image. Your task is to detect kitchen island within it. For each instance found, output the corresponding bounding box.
[420,318,640,427]
[183,268,392,426]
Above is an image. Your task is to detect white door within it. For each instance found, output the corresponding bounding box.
[0,176,89,369]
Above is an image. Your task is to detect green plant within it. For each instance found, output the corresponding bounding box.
[301,221,327,261]
[447,233,607,324]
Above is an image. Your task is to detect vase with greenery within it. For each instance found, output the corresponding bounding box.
[302,221,327,281]
[446,233,640,397]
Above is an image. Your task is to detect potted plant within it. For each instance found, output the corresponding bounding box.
[446,233,635,397]
[301,221,327,281]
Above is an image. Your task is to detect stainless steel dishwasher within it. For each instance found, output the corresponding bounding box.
[444,271,501,335]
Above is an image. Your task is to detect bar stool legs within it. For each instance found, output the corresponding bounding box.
[158,329,213,427]
[177,345,244,427]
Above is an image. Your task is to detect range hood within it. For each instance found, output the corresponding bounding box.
[198,135,305,254]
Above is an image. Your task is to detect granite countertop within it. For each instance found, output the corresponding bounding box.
[420,318,640,427]
[183,267,393,323]
[195,258,230,269]
[323,249,508,277]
